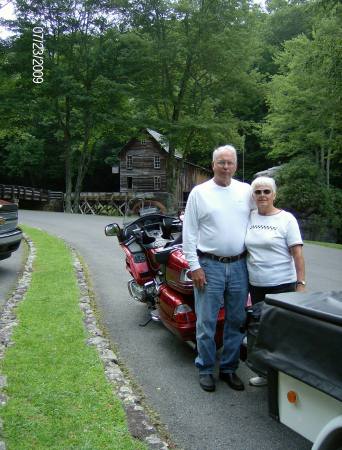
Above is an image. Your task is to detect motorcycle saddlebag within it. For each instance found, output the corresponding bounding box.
[250,291,342,401]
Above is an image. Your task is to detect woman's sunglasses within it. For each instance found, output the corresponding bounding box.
[254,189,272,195]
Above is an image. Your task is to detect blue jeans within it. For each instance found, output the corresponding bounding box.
[194,257,248,375]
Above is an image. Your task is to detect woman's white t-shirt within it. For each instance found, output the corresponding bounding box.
[245,209,303,287]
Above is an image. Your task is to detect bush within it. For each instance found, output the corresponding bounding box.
[275,157,342,243]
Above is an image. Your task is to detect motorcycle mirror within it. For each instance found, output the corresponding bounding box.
[105,223,121,237]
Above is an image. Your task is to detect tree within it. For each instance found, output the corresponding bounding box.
[262,3,342,187]
[256,0,313,77]
[275,157,342,242]
[0,33,55,186]
[117,0,264,205]
[0,0,135,211]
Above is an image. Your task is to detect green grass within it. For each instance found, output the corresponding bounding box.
[304,240,342,250]
[1,226,146,450]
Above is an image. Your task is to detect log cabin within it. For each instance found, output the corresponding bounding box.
[115,128,211,208]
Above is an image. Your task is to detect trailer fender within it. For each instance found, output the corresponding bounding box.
[312,415,342,450]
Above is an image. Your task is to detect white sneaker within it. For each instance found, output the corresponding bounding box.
[249,376,267,387]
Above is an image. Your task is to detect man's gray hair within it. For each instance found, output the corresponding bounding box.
[251,176,277,193]
[212,145,237,163]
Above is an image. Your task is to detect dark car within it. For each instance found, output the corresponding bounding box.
[0,199,22,260]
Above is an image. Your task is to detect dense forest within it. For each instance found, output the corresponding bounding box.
[0,0,341,240]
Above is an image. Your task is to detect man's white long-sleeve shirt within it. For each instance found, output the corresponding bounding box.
[183,178,253,272]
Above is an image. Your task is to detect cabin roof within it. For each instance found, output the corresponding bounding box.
[118,128,210,174]
[118,128,183,159]
[145,128,183,159]
[254,166,282,178]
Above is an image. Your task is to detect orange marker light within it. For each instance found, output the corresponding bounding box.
[287,390,298,404]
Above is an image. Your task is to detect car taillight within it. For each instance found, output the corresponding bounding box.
[173,304,196,323]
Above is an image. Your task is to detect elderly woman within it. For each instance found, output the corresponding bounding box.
[245,176,305,386]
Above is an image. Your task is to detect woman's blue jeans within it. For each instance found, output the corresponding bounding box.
[194,256,248,375]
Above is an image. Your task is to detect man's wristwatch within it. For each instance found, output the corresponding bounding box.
[296,280,306,286]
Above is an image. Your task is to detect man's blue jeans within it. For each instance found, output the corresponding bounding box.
[194,256,248,375]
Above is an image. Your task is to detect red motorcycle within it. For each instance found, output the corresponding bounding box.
[105,199,225,345]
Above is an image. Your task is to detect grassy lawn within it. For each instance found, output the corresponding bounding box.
[305,240,342,250]
[0,226,146,450]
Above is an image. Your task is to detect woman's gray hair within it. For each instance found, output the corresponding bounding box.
[212,145,237,163]
[251,176,277,193]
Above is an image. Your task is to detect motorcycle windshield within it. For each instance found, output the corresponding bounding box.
[123,197,181,226]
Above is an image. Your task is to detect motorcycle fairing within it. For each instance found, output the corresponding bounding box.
[122,244,152,284]
[122,214,179,242]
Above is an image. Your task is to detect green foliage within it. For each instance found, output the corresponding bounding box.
[0,0,265,192]
[275,157,342,242]
[117,0,264,167]
[256,0,313,77]
[0,0,341,216]
[4,134,44,177]
[276,157,326,215]
[328,188,342,242]
[1,0,137,200]
[262,3,342,187]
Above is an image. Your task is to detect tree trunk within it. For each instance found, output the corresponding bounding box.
[166,52,193,211]
[326,147,331,188]
[63,96,73,213]
[72,153,85,213]
[166,142,179,212]
[72,109,93,211]
[320,146,325,179]
[326,127,334,189]
[72,145,91,212]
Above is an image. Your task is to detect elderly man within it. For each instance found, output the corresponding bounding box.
[183,144,253,392]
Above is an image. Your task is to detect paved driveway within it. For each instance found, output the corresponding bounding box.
[5,210,342,450]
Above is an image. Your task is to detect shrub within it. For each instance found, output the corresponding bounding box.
[275,157,342,243]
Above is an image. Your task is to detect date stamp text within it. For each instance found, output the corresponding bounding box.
[32,27,44,84]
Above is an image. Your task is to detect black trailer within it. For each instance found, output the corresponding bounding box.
[249,291,342,450]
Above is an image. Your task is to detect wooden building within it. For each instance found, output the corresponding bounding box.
[116,129,210,208]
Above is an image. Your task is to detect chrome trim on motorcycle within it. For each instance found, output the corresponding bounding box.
[150,309,161,322]
[127,279,146,302]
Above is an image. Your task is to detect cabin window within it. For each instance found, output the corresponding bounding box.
[126,155,133,169]
[154,155,160,169]
[154,176,161,190]
[140,138,146,145]
[127,177,133,189]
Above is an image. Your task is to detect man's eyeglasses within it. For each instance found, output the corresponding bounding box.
[254,189,272,195]
[215,160,235,167]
